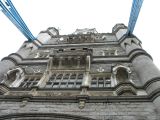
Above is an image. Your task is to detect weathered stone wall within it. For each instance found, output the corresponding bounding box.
[0,101,159,120]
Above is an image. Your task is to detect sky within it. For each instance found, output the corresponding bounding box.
[0,0,160,69]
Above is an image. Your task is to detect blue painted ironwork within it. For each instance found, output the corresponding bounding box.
[127,0,144,35]
[0,0,35,41]
[5,0,35,40]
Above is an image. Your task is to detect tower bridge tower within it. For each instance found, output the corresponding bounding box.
[0,24,160,120]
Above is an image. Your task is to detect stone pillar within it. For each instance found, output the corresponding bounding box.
[82,72,91,87]
[113,24,160,93]
[113,23,160,113]
[82,55,91,87]
[120,36,160,94]
[58,57,63,68]
[77,56,81,68]
[37,57,53,88]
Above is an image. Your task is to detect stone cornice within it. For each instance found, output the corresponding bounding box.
[16,48,150,65]
[41,42,119,48]
[8,53,23,61]
[93,49,151,63]
[0,93,153,102]
[143,77,160,89]
[1,57,18,65]
[1,80,160,102]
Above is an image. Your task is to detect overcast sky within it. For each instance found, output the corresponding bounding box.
[0,0,160,69]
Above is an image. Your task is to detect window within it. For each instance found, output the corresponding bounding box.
[56,74,63,80]
[19,77,39,88]
[58,49,64,52]
[70,74,76,79]
[70,48,76,51]
[102,49,117,56]
[83,48,88,51]
[91,76,111,88]
[59,37,64,41]
[45,73,83,89]
[60,82,67,88]
[53,82,59,88]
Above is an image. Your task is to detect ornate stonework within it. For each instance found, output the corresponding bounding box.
[0,24,160,120]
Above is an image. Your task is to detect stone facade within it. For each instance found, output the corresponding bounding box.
[0,24,160,120]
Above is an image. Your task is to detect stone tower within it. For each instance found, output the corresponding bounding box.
[0,24,160,120]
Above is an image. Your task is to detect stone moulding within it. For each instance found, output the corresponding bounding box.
[0,113,95,120]
[1,57,18,65]
[7,48,151,65]
[0,81,160,102]
[143,77,160,89]
[8,53,23,61]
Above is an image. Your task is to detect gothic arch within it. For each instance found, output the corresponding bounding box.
[112,65,132,84]
[0,113,95,120]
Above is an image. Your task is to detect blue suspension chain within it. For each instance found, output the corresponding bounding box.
[0,0,144,40]
[5,0,35,40]
[127,0,144,36]
[0,0,35,41]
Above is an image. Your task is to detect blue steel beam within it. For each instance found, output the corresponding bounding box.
[5,0,35,40]
[0,0,35,41]
[127,0,144,35]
